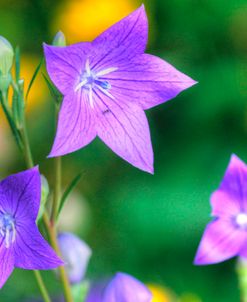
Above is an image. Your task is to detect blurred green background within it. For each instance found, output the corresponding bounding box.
[1,0,247,301]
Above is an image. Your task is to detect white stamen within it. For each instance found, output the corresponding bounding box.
[5,228,10,248]
[88,86,94,108]
[85,59,91,75]
[75,79,87,92]
[11,221,16,243]
[95,67,118,77]
[74,60,117,106]
[96,84,115,100]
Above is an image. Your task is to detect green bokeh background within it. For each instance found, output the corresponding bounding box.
[1,0,247,301]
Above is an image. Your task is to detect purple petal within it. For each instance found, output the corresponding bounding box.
[102,272,152,302]
[14,222,63,270]
[0,167,41,221]
[0,242,14,288]
[239,244,247,259]
[94,92,153,173]
[86,280,108,302]
[194,218,247,265]
[92,5,148,70]
[43,42,91,94]
[102,53,196,110]
[57,232,92,284]
[211,154,247,217]
[48,92,97,157]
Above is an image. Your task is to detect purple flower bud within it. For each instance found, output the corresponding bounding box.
[102,272,152,302]
[0,36,13,75]
[57,232,92,284]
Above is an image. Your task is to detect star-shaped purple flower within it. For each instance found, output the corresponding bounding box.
[194,155,247,265]
[0,167,63,288]
[102,272,152,302]
[44,5,196,173]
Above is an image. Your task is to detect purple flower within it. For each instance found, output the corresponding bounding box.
[57,232,92,283]
[0,167,63,288]
[86,280,108,302]
[102,272,152,302]
[194,154,247,265]
[43,5,196,173]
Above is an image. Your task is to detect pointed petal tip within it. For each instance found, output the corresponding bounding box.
[191,79,198,86]
[193,255,207,266]
[193,254,227,266]
[42,42,50,50]
[56,257,65,267]
[145,165,154,175]
[47,146,63,158]
[193,248,218,266]
[46,255,64,269]
[230,153,243,164]
[140,3,146,11]
[228,153,247,170]
[47,152,54,159]
[31,165,39,172]
[185,78,198,89]
[132,161,154,174]
[47,148,68,158]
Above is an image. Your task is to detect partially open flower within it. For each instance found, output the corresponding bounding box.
[57,232,92,283]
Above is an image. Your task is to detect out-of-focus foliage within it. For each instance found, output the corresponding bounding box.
[0,0,247,301]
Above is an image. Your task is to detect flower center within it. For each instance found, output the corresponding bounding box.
[235,213,247,229]
[74,59,118,107]
[0,213,16,248]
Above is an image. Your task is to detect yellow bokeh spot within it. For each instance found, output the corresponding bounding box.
[148,284,173,302]
[52,0,139,42]
[18,54,46,112]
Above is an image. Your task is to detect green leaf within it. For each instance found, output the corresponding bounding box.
[57,171,84,219]
[42,73,62,105]
[26,57,43,100]
[72,281,89,302]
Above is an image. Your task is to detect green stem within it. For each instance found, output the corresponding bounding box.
[48,104,73,302]
[33,270,52,302]
[19,121,34,168]
[51,156,61,224]
[237,258,247,302]
[44,213,74,302]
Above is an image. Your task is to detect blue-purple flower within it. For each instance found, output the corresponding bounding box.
[43,5,196,173]
[102,272,152,302]
[57,232,92,283]
[0,167,63,288]
[194,154,247,265]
